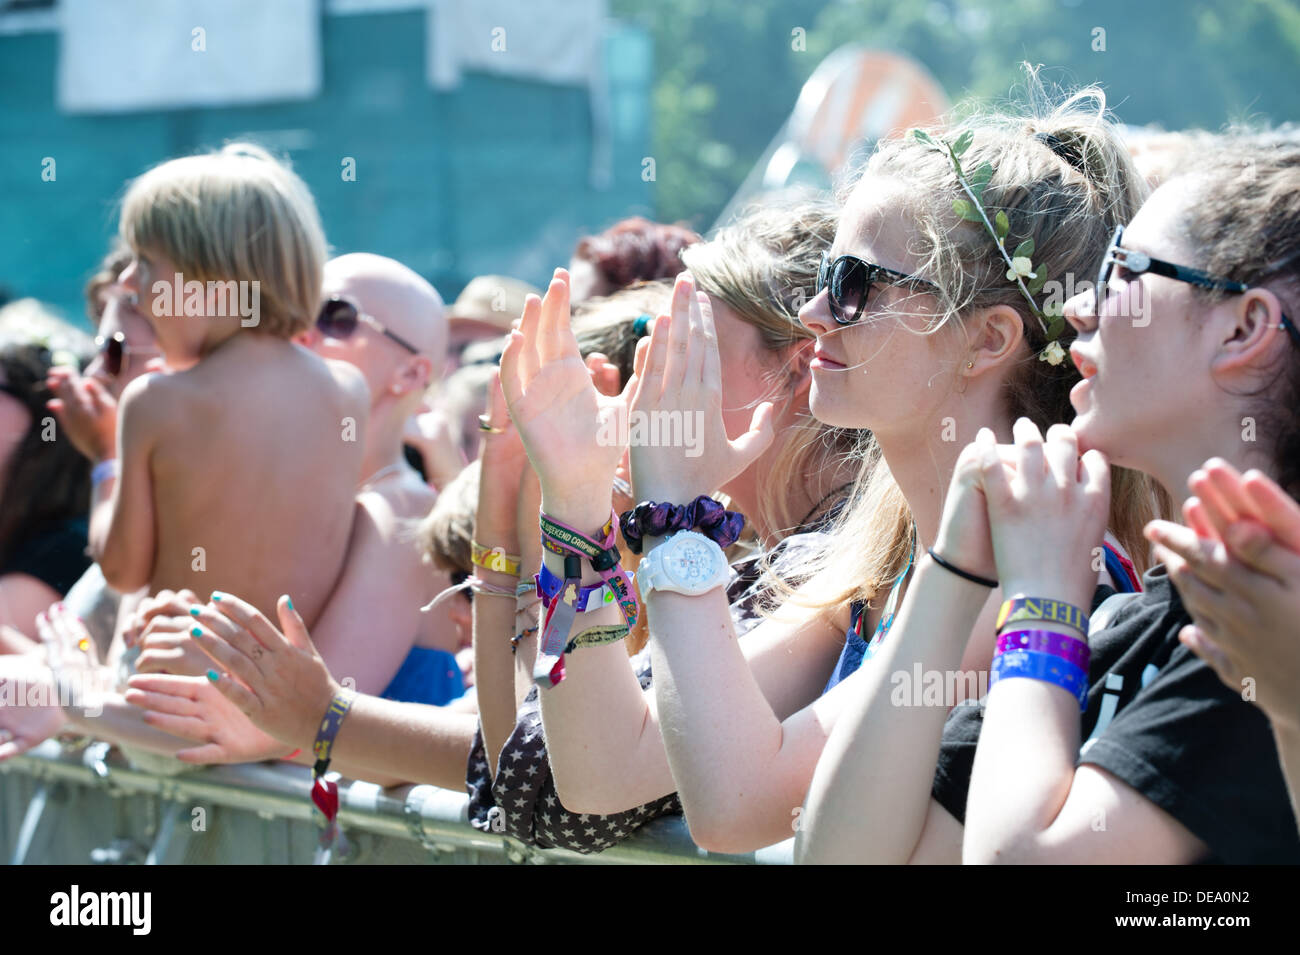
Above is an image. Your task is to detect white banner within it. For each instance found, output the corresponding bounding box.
[58,0,321,113]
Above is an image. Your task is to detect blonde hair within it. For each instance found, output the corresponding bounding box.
[682,197,861,540]
[785,86,1163,617]
[119,142,327,339]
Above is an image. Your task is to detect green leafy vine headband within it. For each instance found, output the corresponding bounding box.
[909,128,1068,366]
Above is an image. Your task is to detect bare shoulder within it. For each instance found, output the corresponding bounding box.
[117,370,181,438]
[322,356,371,411]
[356,481,435,548]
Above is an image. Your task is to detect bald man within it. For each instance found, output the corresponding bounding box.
[292,254,470,709]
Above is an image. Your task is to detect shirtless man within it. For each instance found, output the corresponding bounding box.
[282,253,465,698]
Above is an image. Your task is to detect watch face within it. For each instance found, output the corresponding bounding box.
[667,536,719,588]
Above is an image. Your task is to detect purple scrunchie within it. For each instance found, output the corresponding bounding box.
[619,495,745,554]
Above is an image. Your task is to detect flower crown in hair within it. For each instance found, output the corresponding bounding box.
[908,128,1068,366]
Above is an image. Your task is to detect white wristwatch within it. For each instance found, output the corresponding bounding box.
[636,530,730,597]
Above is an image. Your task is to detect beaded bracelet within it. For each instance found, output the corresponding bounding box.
[990,648,1088,711]
[995,628,1090,673]
[995,597,1089,636]
[618,496,745,555]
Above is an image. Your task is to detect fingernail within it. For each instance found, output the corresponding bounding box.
[210,591,224,602]
[191,627,202,638]
[189,607,201,617]
[206,669,219,682]
[285,595,294,612]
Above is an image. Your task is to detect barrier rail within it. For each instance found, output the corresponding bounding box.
[0,741,793,865]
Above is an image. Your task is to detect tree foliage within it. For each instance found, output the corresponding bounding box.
[613,0,1300,228]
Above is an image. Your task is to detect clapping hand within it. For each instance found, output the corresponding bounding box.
[1146,460,1300,732]
[499,268,635,530]
[977,419,1110,610]
[628,273,774,504]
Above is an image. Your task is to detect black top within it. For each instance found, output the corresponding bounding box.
[933,567,1300,864]
[0,516,91,596]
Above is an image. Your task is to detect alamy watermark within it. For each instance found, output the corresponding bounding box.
[890,664,987,707]
[596,409,705,458]
[151,273,260,328]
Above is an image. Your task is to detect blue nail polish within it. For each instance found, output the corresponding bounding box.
[206,669,219,682]
[191,627,202,638]
[285,596,294,612]
[211,591,224,602]
[189,607,200,617]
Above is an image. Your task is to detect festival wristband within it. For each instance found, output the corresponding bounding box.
[538,510,638,627]
[535,563,617,612]
[995,628,1090,673]
[310,687,356,857]
[564,624,628,653]
[995,597,1088,636]
[539,511,621,570]
[533,512,639,688]
[471,541,521,577]
[311,688,356,779]
[91,459,119,487]
[990,648,1088,711]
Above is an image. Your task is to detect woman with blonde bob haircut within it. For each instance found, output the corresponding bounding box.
[493,81,1162,856]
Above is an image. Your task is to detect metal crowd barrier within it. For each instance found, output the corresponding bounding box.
[0,741,793,865]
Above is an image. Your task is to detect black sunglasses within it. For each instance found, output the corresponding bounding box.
[816,251,937,326]
[317,297,421,355]
[1098,225,1300,348]
[93,331,158,379]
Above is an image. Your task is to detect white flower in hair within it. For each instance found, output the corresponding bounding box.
[1006,257,1036,282]
[1039,340,1067,366]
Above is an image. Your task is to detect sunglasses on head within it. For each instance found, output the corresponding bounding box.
[1098,224,1300,349]
[94,331,158,379]
[317,297,421,355]
[816,251,938,326]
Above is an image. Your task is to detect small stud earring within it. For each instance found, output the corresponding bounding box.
[966,360,974,369]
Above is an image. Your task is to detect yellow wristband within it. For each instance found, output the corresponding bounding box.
[471,541,521,577]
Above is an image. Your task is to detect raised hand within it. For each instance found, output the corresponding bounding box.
[1146,464,1300,733]
[184,592,340,750]
[124,672,292,764]
[1181,459,1300,552]
[628,273,774,504]
[978,419,1109,609]
[499,268,632,530]
[45,366,118,462]
[930,428,1009,583]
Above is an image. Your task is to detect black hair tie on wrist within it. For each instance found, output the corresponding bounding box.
[926,547,998,588]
